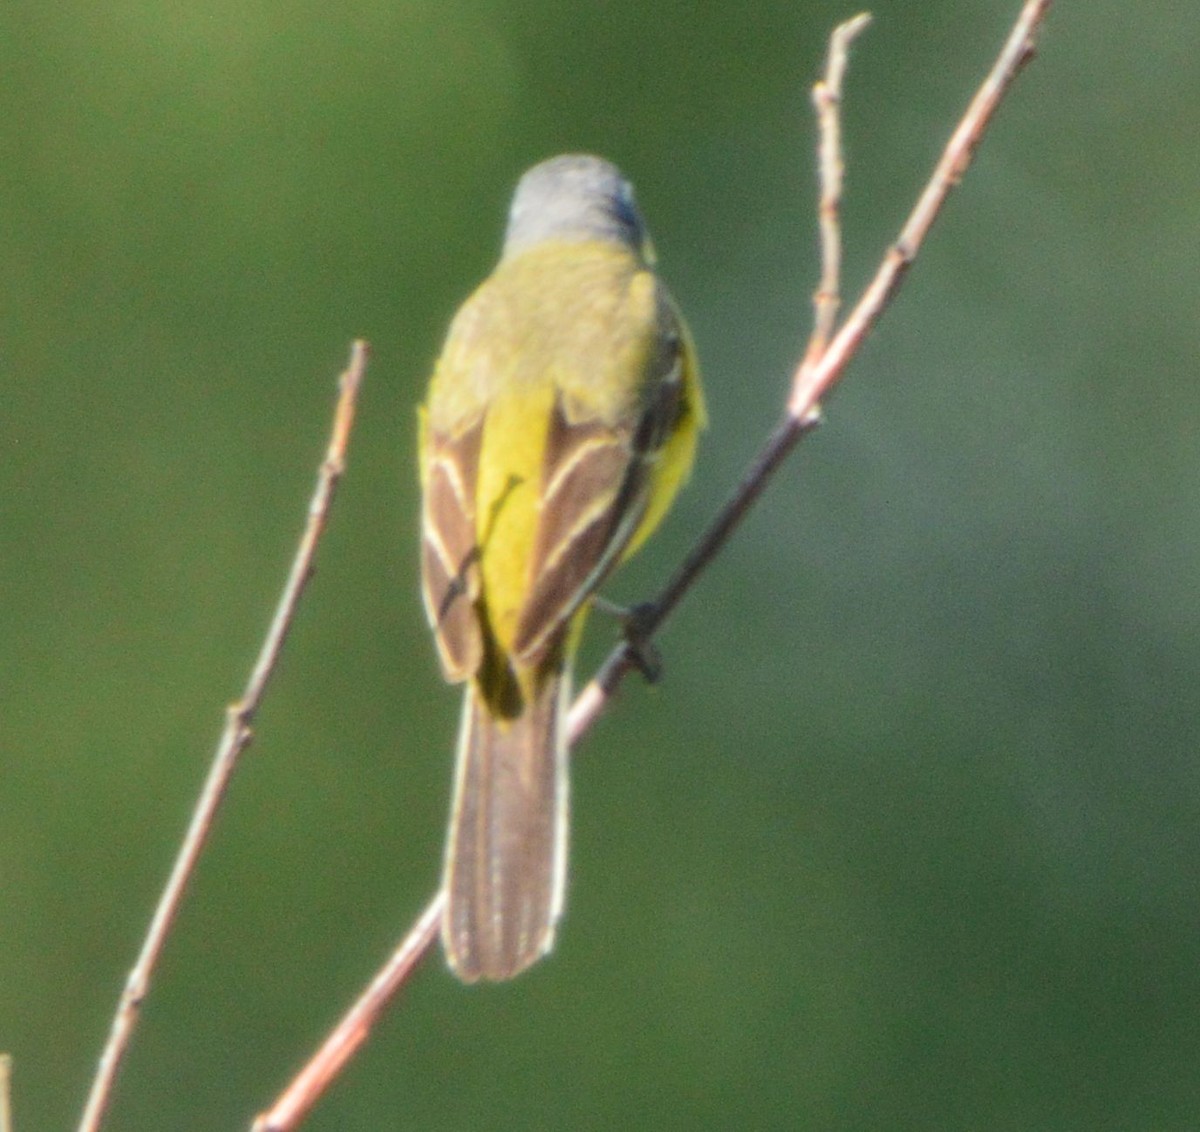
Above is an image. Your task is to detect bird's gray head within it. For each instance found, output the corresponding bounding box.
[501,154,651,261]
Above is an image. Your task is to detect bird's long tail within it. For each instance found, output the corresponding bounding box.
[441,668,569,981]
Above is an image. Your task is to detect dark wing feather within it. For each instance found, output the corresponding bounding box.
[421,417,485,682]
[511,328,686,666]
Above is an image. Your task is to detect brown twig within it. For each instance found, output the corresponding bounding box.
[252,4,1050,1128]
[75,341,370,1132]
[807,12,872,365]
[0,1054,12,1132]
[251,898,444,1132]
[788,1,1047,419]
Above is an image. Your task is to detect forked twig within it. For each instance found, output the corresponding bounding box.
[252,4,1050,1128]
[575,0,1048,742]
[76,341,370,1132]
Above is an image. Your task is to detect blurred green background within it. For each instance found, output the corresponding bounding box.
[4,1,1199,1129]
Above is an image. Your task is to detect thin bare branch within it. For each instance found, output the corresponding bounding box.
[252,897,443,1132]
[76,341,370,1132]
[251,4,1051,1126]
[806,12,872,364]
[789,0,1048,419]
[0,1054,12,1132]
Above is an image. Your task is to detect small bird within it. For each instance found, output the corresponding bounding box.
[419,154,705,981]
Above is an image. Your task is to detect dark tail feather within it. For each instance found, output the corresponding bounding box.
[441,671,569,981]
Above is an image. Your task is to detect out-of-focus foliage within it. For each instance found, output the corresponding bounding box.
[4,2,1198,1129]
